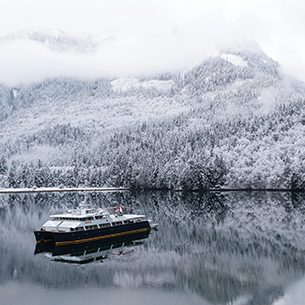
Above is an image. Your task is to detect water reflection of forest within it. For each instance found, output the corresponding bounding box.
[1,191,305,305]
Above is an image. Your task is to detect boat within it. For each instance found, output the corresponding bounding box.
[34,205,157,246]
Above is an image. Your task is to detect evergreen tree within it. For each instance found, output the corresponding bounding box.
[0,156,8,175]
[8,161,17,188]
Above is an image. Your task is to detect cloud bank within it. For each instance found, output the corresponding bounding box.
[1,0,305,86]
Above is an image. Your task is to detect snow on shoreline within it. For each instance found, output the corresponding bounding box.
[0,187,130,194]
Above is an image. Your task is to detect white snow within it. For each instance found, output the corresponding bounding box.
[111,78,174,92]
[221,54,248,67]
[0,28,116,54]
[1,42,305,191]
[0,186,129,193]
[12,88,18,98]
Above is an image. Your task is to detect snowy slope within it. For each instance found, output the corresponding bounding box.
[1,41,305,190]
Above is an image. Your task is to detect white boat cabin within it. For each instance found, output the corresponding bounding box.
[41,207,147,233]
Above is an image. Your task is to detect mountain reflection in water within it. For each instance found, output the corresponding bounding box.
[1,191,305,305]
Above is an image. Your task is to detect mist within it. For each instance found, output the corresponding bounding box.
[0,26,243,86]
[1,0,305,86]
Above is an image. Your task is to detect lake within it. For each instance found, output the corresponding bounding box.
[1,191,305,305]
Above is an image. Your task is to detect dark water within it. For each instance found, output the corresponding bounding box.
[1,191,305,305]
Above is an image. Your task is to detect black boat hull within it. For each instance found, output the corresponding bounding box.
[34,221,151,246]
[35,230,150,256]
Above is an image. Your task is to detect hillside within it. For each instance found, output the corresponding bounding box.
[1,39,305,190]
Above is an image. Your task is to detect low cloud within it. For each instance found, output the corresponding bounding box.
[0,20,244,86]
[1,0,305,86]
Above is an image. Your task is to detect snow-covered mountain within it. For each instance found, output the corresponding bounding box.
[1,39,305,190]
[0,28,115,53]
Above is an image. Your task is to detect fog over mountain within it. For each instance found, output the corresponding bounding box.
[1,30,305,190]
[0,28,115,53]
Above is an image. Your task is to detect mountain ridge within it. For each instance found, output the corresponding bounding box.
[1,41,305,190]
[0,28,115,53]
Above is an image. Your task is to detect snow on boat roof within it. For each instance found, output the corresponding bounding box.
[58,221,82,228]
[50,209,108,218]
[50,213,95,218]
[49,207,144,219]
[43,220,62,227]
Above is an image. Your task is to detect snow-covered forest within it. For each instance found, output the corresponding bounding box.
[1,43,305,190]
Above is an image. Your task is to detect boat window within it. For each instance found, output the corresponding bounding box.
[112,243,123,249]
[99,223,111,228]
[71,251,85,257]
[75,227,84,231]
[86,248,99,254]
[85,225,98,230]
[99,245,111,251]
[112,222,123,226]
[83,217,94,221]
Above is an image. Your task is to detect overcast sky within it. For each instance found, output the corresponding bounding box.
[1,0,305,86]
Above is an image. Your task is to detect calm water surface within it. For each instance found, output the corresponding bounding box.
[1,191,305,305]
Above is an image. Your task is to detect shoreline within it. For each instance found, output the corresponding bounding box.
[0,187,304,194]
[0,187,130,194]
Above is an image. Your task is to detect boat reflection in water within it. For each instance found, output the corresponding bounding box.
[35,230,150,264]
